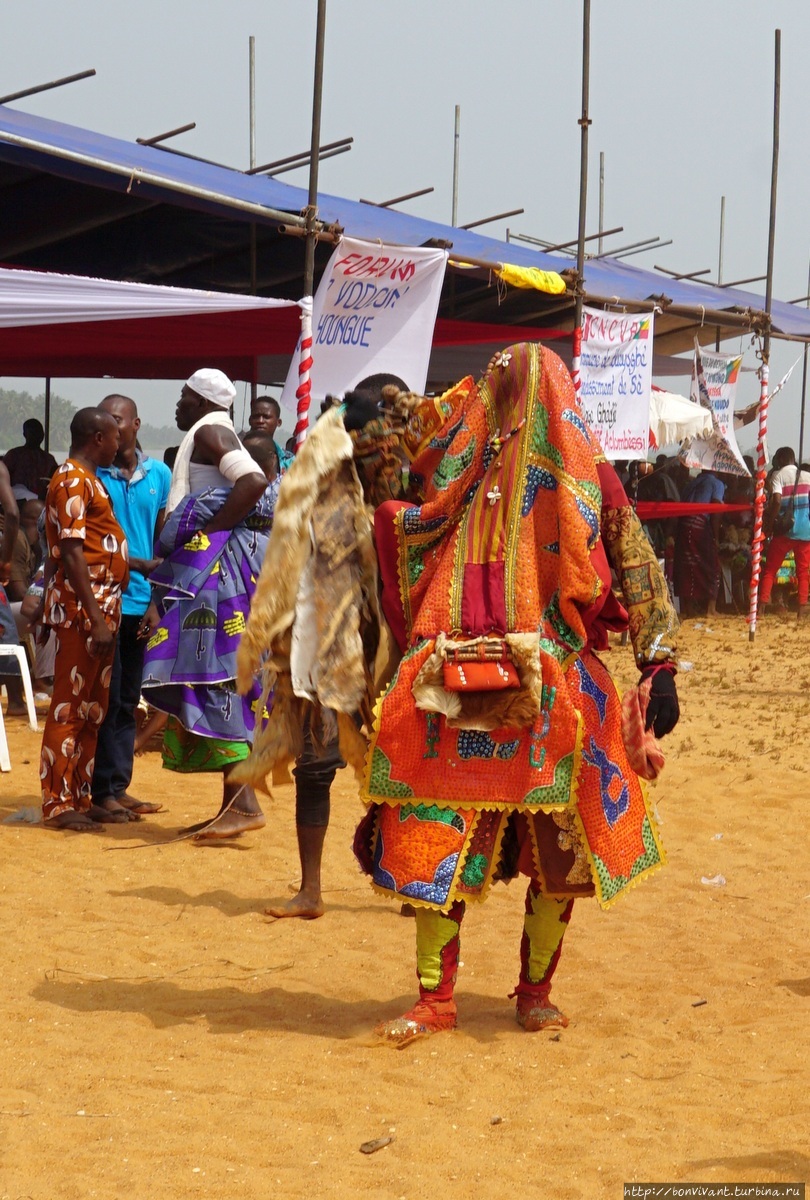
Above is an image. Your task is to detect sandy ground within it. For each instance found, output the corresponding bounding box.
[1,613,808,1200]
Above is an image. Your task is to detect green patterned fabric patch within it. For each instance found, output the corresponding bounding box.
[591,816,661,903]
[369,747,415,799]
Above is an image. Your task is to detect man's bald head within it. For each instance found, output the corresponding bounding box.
[100,394,138,420]
[70,408,120,468]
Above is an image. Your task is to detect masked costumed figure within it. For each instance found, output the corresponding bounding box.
[235,343,679,1041]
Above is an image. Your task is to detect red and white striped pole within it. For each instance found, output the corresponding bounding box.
[749,29,781,641]
[572,0,590,408]
[296,0,327,452]
[571,323,582,405]
[294,296,314,450]
[747,362,770,635]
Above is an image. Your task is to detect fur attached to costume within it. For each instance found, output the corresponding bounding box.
[411,632,545,730]
[233,406,396,792]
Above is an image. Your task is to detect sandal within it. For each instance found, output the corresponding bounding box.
[116,794,163,815]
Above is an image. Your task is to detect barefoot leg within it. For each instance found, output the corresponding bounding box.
[134,709,167,753]
[265,824,327,919]
[190,770,266,840]
[4,675,26,716]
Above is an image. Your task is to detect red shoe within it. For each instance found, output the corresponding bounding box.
[513,989,569,1032]
[374,997,457,1045]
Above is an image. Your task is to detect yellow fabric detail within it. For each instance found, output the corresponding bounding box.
[495,263,567,295]
[223,612,247,637]
[183,531,211,553]
[524,892,569,983]
[414,909,460,992]
[146,626,169,652]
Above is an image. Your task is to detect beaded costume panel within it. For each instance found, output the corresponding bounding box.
[359,345,665,911]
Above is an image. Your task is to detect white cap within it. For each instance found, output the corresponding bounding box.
[185,368,236,409]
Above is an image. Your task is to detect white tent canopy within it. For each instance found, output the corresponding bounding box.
[0,267,297,327]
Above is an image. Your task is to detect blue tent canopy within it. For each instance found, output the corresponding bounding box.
[0,104,808,349]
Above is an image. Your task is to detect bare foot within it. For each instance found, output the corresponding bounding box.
[43,811,103,832]
[87,802,131,825]
[264,889,325,919]
[5,704,27,718]
[191,810,267,841]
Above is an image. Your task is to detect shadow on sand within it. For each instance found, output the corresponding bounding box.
[687,1149,810,1181]
[31,972,530,1045]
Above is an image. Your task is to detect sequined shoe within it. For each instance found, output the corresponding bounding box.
[514,990,569,1032]
[374,998,458,1045]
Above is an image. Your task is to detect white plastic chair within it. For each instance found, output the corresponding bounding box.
[0,645,39,732]
[0,702,10,771]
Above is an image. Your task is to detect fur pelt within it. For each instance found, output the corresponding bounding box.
[236,406,354,694]
[411,632,545,731]
[234,405,395,792]
[231,672,306,794]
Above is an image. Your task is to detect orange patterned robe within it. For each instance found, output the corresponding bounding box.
[40,460,128,819]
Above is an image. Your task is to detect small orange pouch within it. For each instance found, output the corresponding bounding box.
[442,660,520,692]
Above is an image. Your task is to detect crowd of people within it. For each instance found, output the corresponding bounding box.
[617,446,810,621]
[0,359,804,1039]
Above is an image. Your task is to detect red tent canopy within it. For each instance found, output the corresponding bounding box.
[0,307,568,382]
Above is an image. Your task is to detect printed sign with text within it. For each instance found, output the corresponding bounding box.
[281,237,448,408]
[579,305,653,460]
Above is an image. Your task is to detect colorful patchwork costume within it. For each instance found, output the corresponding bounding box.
[237,343,679,1040]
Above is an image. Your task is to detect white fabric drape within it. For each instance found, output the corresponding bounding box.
[165,411,234,515]
[0,267,297,328]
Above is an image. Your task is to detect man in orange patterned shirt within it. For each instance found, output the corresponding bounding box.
[39,408,129,831]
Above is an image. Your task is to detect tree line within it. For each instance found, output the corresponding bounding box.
[0,387,177,454]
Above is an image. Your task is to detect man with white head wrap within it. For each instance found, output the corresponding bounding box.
[141,369,272,839]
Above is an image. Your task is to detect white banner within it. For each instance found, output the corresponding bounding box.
[680,345,750,477]
[579,306,653,460]
[281,237,447,407]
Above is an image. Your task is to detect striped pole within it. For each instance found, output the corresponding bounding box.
[749,30,780,642]
[294,295,314,449]
[747,361,770,634]
[572,0,590,406]
[296,0,328,451]
[571,323,582,405]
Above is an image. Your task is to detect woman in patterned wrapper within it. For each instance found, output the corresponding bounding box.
[236,344,681,1042]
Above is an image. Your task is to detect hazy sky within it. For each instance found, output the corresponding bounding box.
[4,0,810,451]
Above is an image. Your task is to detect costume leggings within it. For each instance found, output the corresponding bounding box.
[413,886,574,1003]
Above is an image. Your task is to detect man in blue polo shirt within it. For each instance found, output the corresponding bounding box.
[92,395,171,818]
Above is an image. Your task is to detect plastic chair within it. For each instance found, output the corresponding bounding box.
[0,645,39,732]
[0,702,10,771]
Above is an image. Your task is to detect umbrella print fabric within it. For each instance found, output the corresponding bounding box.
[182,601,217,659]
[141,483,278,741]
